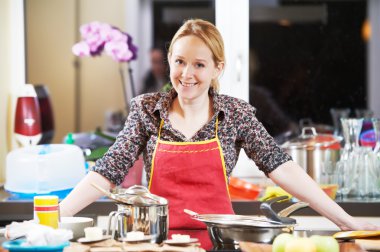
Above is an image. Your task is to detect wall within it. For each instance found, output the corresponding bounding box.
[0,0,25,183]
[26,0,126,143]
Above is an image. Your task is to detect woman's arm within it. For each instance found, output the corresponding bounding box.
[59,95,151,216]
[269,161,380,231]
[59,171,114,217]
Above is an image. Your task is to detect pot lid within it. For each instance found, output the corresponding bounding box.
[190,213,292,228]
[281,127,342,149]
[113,185,168,206]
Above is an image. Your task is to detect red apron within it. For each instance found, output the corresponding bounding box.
[148,118,235,230]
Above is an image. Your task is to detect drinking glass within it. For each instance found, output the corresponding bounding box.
[372,118,380,153]
[340,118,363,161]
[330,108,351,137]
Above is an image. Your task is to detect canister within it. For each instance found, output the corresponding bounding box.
[34,195,59,229]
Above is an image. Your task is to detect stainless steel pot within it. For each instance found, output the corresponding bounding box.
[92,184,168,243]
[186,196,309,249]
[281,127,342,182]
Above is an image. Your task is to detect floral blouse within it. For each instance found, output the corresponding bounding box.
[92,88,292,185]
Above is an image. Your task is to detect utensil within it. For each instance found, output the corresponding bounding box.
[185,196,309,248]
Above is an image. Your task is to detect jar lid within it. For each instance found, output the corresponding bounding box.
[112,185,168,206]
[281,127,342,150]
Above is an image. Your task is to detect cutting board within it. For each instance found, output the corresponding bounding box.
[334,231,380,240]
[239,241,366,252]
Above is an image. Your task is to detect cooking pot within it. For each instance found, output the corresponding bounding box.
[186,196,309,249]
[281,127,342,183]
[92,184,168,243]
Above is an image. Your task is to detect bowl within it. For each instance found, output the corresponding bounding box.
[320,184,338,200]
[2,239,69,252]
[59,217,94,239]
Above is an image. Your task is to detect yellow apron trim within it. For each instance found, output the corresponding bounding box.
[148,120,165,189]
[216,134,230,198]
[158,147,219,154]
[158,138,218,145]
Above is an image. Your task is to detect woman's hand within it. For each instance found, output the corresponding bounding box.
[339,218,380,231]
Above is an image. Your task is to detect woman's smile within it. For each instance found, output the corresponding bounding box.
[179,80,198,87]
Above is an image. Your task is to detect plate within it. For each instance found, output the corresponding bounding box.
[2,239,70,251]
[119,235,154,243]
[163,238,199,245]
[77,235,111,243]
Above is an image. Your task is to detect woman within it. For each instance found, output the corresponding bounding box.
[60,19,379,233]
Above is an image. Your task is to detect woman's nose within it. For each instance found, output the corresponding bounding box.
[182,65,194,77]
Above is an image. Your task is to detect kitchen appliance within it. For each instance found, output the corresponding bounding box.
[92,184,168,243]
[34,85,54,144]
[5,144,86,198]
[14,84,42,146]
[186,196,308,249]
[281,127,342,183]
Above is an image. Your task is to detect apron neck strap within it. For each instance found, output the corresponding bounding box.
[158,119,164,140]
[215,117,219,138]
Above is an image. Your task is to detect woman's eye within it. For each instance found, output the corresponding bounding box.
[175,59,183,65]
[196,63,205,68]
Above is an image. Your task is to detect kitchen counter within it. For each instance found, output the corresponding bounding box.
[1,187,380,225]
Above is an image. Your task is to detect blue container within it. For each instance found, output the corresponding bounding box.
[2,240,70,252]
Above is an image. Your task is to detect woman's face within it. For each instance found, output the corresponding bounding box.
[169,35,222,101]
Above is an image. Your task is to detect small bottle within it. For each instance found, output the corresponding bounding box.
[34,195,59,229]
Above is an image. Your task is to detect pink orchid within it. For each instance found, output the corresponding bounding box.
[72,21,137,62]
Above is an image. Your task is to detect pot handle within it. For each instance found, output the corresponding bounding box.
[301,127,317,137]
[260,196,299,224]
[125,185,150,194]
[278,201,309,218]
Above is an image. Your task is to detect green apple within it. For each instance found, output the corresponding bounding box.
[310,235,339,252]
[272,233,295,252]
[285,237,317,252]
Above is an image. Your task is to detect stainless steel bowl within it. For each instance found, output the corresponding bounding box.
[207,222,293,249]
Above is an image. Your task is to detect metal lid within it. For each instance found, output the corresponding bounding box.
[113,185,168,206]
[281,127,342,150]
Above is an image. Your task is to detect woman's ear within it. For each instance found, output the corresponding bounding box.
[213,61,224,79]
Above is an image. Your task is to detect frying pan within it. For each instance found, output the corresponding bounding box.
[185,196,309,249]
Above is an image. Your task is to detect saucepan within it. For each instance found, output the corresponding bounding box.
[185,196,309,249]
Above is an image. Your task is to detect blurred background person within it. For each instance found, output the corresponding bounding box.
[139,43,169,94]
[249,49,299,142]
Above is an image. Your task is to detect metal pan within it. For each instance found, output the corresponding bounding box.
[185,196,309,249]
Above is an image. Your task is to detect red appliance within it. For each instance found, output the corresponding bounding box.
[14,84,42,146]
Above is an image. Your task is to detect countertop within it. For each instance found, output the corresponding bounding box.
[1,187,380,226]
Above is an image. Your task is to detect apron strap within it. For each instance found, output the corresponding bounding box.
[215,117,219,139]
[158,119,164,140]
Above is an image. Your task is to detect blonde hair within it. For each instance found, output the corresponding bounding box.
[167,19,225,92]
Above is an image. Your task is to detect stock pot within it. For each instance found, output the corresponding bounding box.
[92,184,168,243]
[281,127,342,182]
